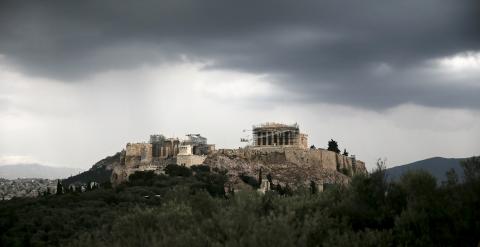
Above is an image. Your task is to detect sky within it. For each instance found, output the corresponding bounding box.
[0,0,479,170]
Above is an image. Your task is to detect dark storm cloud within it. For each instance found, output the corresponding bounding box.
[0,0,479,109]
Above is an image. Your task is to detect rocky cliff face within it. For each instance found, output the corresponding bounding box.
[111,150,174,185]
[63,152,121,186]
[203,147,366,190]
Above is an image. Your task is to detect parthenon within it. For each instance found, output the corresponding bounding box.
[252,122,308,149]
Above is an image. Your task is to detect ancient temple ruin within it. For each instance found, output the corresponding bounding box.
[177,134,215,166]
[252,122,308,149]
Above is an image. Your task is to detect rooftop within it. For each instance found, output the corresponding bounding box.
[253,122,299,129]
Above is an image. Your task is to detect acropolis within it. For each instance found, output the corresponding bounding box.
[112,122,366,187]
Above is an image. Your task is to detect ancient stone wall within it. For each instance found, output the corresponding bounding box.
[125,143,152,163]
[176,155,207,167]
[112,144,166,185]
[214,147,362,173]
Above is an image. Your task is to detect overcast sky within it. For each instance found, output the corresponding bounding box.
[0,0,479,170]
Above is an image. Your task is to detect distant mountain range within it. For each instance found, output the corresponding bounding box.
[0,164,83,180]
[0,152,120,185]
[386,157,465,183]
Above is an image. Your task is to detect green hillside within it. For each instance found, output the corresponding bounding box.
[62,152,121,186]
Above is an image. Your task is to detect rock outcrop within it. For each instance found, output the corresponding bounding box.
[111,150,174,185]
[63,152,121,186]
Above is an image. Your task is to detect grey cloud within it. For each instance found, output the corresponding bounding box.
[0,0,479,109]
[0,97,10,113]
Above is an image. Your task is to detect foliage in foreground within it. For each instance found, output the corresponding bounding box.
[0,158,479,246]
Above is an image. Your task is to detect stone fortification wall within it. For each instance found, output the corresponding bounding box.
[112,143,170,185]
[213,147,365,173]
[176,155,207,167]
[125,143,152,163]
[111,155,174,185]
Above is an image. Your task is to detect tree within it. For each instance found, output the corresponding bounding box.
[443,168,458,187]
[101,181,112,189]
[165,164,192,177]
[91,182,98,190]
[266,173,273,189]
[191,165,210,173]
[86,181,92,191]
[343,149,349,156]
[43,187,51,196]
[309,180,318,194]
[75,185,82,193]
[461,156,480,183]
[128,171,157,186]
[327,139,340,153]
[258,167,263,186]
[56,180,63,195]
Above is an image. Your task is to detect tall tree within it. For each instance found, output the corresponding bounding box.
[56,180,63,195]
[327,139,340,153]
[86,181,92,191]
[461,156,480,182]
[444,168,459,187]
[75,186,82,193]
[309,180,318,194]
[258,167,263,186]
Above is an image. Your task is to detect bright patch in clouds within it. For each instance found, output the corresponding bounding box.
[0,155,40,166]
[194,72,278,101]
[437,51,480,71]
[425,51,480,87]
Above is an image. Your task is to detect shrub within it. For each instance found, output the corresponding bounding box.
[165,164,193,177]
